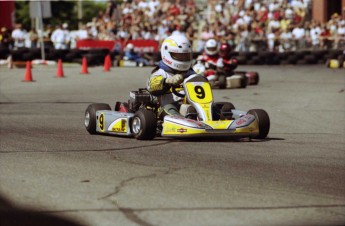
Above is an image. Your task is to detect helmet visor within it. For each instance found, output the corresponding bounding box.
[170,52,192,62]
[206,46,217,52]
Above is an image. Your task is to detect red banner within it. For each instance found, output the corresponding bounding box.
[0,1,15,29]
[76,39,159,52]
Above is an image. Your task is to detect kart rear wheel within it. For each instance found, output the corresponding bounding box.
[253,72,259,85]
[240,74,248,88]
[218,75,226,89]
[214,102,235,110]
[213,102,235,120]
[131,108,157,140]
[85,103,111,134]
[248,109,270,139]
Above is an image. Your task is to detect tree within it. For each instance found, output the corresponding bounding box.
[14,1,107,31]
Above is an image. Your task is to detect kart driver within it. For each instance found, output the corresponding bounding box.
[196,38,224,87]
[124,43,152,66]
[219,42,238,77]
[147,34,197,119]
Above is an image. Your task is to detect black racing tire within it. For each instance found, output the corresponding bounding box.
[85,103,111,134]
[131,108,157,140]
[240,74,248,88]
[248,109,270,139]
[214,102,235,110]
[213,102,235,120]
[218,75,227,89]
[253,72,260,85]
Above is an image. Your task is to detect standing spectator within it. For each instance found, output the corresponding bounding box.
[267,29,275,52]
[279,27,293,52]
[43,24,53,41]
[11,23,26,49]
[76,24,90,40]
[0,27,12,49]
[62,23,71,49]
[28,28,39,48]
[97,25,112,40]
[319,25,332,49]
[335,21,345,48]
[198,26,215,52]
[309,23,321,49]
[236,25,250,52]
[292,24,306,49]
[51,24,68,49]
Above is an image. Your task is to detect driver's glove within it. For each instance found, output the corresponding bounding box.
[165,74,184,86]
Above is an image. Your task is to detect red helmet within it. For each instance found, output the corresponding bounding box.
[219,43,231,58]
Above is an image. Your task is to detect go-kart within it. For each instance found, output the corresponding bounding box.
[84,74,270,140]
[193,60,259,87]
[233,70,259,85]
[193,60,247,89]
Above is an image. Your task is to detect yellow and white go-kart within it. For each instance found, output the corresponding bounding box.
[84,74,270,140]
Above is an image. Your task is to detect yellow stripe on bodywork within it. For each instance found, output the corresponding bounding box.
[162,121,205,135]
[110,118,127,133]
[235,120,259,133]
[203,120,233,129]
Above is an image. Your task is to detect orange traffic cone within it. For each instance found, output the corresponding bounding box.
[56,59,64,78]
[103,54,111,72]
[80,57,89,74]
[23,61,33,82]
[7,55,13,69]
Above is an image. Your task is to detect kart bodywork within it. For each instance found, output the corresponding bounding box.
[85,74,269,140]
[193,61,259,87]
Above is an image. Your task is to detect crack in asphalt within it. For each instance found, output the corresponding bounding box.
[40,204,345,213]
[98,167,183,226]
[0,141,173,154]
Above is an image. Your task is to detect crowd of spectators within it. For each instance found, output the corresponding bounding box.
[1,0,344,53]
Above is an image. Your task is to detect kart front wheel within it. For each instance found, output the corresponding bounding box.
[131,109,157,140]
[85,103,111,134]
[248,109,270,139]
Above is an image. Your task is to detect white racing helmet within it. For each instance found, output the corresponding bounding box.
[205,39,218,56]
[126,43,134,50]
[161,34,192,71]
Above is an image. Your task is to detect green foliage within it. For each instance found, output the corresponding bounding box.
[80,1,107,24]
[14,1,108,31]
[43,1,78,29]
[14,1,30,29]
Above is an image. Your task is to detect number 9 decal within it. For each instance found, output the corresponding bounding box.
[194,86,205,99]
[186,82,213,104]
[99,113,105,131]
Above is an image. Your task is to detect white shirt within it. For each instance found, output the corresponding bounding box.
[337,26,345,36]
[77,29,89,40]
[51,28,68,49]
[310,27,321,45]
[51,28,65,43]
[148,0,159,12]
[292,27,305,39]
[12,29,26,48]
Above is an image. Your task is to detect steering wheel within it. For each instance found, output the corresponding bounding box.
[172,85,185,98]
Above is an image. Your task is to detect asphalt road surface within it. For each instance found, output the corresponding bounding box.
[0,64,344,226]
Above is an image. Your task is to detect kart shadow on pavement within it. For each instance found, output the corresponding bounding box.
[156,136,285,143]
[0,193,83,226]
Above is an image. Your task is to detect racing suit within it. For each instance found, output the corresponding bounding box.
[147,61,196,118]
[222,57,238,77]
[197,52,224,84]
